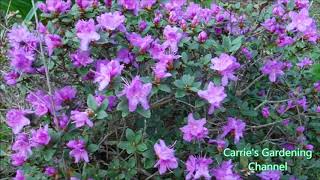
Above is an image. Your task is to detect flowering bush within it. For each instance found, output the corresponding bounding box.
[1,0,320,179]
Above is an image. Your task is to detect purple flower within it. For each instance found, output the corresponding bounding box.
[12,133,32,156]
[164,0,186,11]
[297,57,313,68]
[70,50,94,67]
[70,110,93,128]
[94,60,124,91]
[208,139,227,151]
[282,119,290,126]
[198,31,208,43]
[76,0,95,9]
[138,21,148,32]
[11,153,27,166]
[295,0,309,9]
[14,170,26,180]
[241,47,252,60]
[116,48,135,64]
[316,106,320,113]
[314,81,320,92]
[163,25,183,53]
[26,90,57,116]
[97,12,125,31]
[282,143,295,150]
[44,166,57,176]
[257,170,282,180]
[261,60,285,82]
[30,125,51,147]
[153,62,171,81]
[9,49,35,73]
[276,35,294,47]
[45,34,62,56]
[287,8,313,32]
[127,33,153,52]
[76,19,100,51]
[6,109,30,134]
[211,160,241,180]
[261,18,278,33]
[273,4,285,16]
[303,22,318,43]
[104,0,112,7]
[210,53,240,86]
[54,86,77,104]
[180,113,208,142]
[67,140,89,163]
[185,155,212,180]
[184,2,201,20]
[296,126,305,134]
[262,106,270,118]
[154,139,178,175]
[119,76,152,112]
[197,82,227,114]
[296,96,307,111]
[7,25,38,51]
[220,117,246,144]
[305,144,314,150]
[118,0,139,11]
[58,114,69,129]
[277,104,287,115]
[140,0,156,9]
[38,0,71,14]
[3,71,19,85]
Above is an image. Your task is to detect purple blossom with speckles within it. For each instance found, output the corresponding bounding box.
[257,170,282,180]
[297,57,313,68]
[38,0,71,14]
[118,76,152,112]
[75,19,100,51]
[6,109,31,134]
[97,12,125,31]
[211,160,241,180]
[67,140,89,163]
[220,117,246,144]
[180,113,208,142]
[261,60,285,82]
[185,155,212,180]
[154,139,178,175]
[210,53,240,86]
[197,82,227,114]
[70,50,94,67]
[71,110,93,128]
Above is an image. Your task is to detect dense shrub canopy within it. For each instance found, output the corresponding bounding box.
[0,0,320,179]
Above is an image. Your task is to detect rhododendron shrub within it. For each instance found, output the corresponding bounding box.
[1,0,319,179]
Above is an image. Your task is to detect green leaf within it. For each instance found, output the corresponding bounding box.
[311,64,320,81]
[137,108,151,118]
[230,36,243,52]
[126,128,135,141]
[175,90,186,98]
[181,52,188,63]
[98,99,109,111]
[137,143,148,152]
[174,80,185,89]
[222,36,232,51]
[88,144,99,153]
[159,84,171,93]
[23,4,37,23]
[118,141,135,154]
[44,149,56,161]
[96,110,108,120]
[182,75,194,86]
[87,94,98,111]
